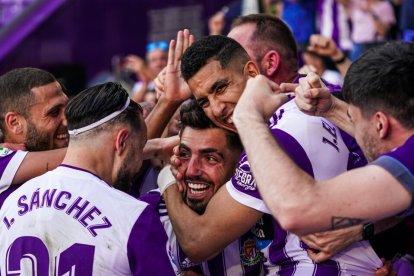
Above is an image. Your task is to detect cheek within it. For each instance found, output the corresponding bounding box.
[209,166,228,190]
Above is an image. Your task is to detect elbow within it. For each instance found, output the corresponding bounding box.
[180,242,215,263]
[277,210,305,234]
[271,203,313,236]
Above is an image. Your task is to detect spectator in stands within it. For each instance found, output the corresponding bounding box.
[124,41,168,103]
[338,0,396,61]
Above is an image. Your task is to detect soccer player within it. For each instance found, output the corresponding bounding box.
[232,41,414,233]
[141,99,263,275]
[0,68,68,207]
[0,82,174,275]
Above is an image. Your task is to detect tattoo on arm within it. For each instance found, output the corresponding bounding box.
[46,162,49,172]
[331,216,364,230]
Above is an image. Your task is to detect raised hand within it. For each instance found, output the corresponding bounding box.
[292,72,333,117]
[164,29,195,103]
[234,75,290,125]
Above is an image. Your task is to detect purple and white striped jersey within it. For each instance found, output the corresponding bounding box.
[0,148,27,208]
[372,134,414,217]
[226,99,383,275]
[140,189,265,276]
[0,165,175,275]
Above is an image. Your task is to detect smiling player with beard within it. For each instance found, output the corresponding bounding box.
[141,99,264,275]
[0,68,68,207]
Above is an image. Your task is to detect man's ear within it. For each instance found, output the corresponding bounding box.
[243,61,260,78]
[375,111,389,139]
[260,50,280,77]
[115,128,131,155]
[4,112,25,136]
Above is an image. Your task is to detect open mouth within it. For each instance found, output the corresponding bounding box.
[56,133,68,140]
[186,182,212,199]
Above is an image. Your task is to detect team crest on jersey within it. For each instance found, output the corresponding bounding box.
[240,238,261,266]
[0,147,13,157]
[234,154,256,190]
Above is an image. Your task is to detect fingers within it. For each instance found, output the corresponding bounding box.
[306,72,323,89]
[167,39,176,66]
[174,30,184,64]
[189,34,196,47]
[307,249,332,263]
[182,29,190,52]
[280,83,297,94]
[154,67,167,93]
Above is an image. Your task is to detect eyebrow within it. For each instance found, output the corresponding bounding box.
[199,147,224,159]
[179,143,191,152]
[209,78,229,94]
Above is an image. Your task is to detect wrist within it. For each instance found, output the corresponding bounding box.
[332,51,347,64]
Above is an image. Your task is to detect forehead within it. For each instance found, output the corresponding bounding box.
[30,81,68,107]
[180,127,229,152]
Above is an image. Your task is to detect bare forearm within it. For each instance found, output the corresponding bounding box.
[145,96,182,139]
[324,97,354,136]
[14,148,66,184]
[163,185,220,262]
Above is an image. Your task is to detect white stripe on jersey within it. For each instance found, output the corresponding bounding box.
[0,150,27,193]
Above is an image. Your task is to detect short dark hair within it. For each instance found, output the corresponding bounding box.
[343,41,414,129]
[65,82,143,137]
[181,35,250,82]
[179,99,242,152]
[231,14,298,72]
[0,68,57,132]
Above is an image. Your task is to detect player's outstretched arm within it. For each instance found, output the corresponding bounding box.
[163,184,262,262]
[13,148,66,184]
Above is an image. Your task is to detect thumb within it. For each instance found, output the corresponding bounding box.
[306,72,323,89]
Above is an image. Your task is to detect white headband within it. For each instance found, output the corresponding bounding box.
[68,97,131,136]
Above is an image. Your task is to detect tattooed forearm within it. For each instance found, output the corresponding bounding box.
[46,162,49,172]
[331,216,364,230]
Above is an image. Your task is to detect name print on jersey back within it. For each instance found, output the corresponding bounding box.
[3,188,112,237]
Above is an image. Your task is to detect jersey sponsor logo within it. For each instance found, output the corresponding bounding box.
[234,155,256,190]
[0,147,13,157]
[3,188,112,237]
[240,238,262,266]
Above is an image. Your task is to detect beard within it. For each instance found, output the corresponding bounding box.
[113,149,138,193]
[182,175,212,215]
[25,119,51,151]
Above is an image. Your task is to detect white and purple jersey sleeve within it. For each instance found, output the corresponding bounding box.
[371,134,414,216]
[226,100,382,275]
[0,148,27,208]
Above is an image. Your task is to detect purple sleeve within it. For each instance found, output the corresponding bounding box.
[371,136,414,216]
[339,129,367,170]
[230,129,313,199]
[127,205,175,275]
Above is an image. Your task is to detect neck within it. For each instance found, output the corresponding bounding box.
[62,141,115,186]
[384,118,414,152]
